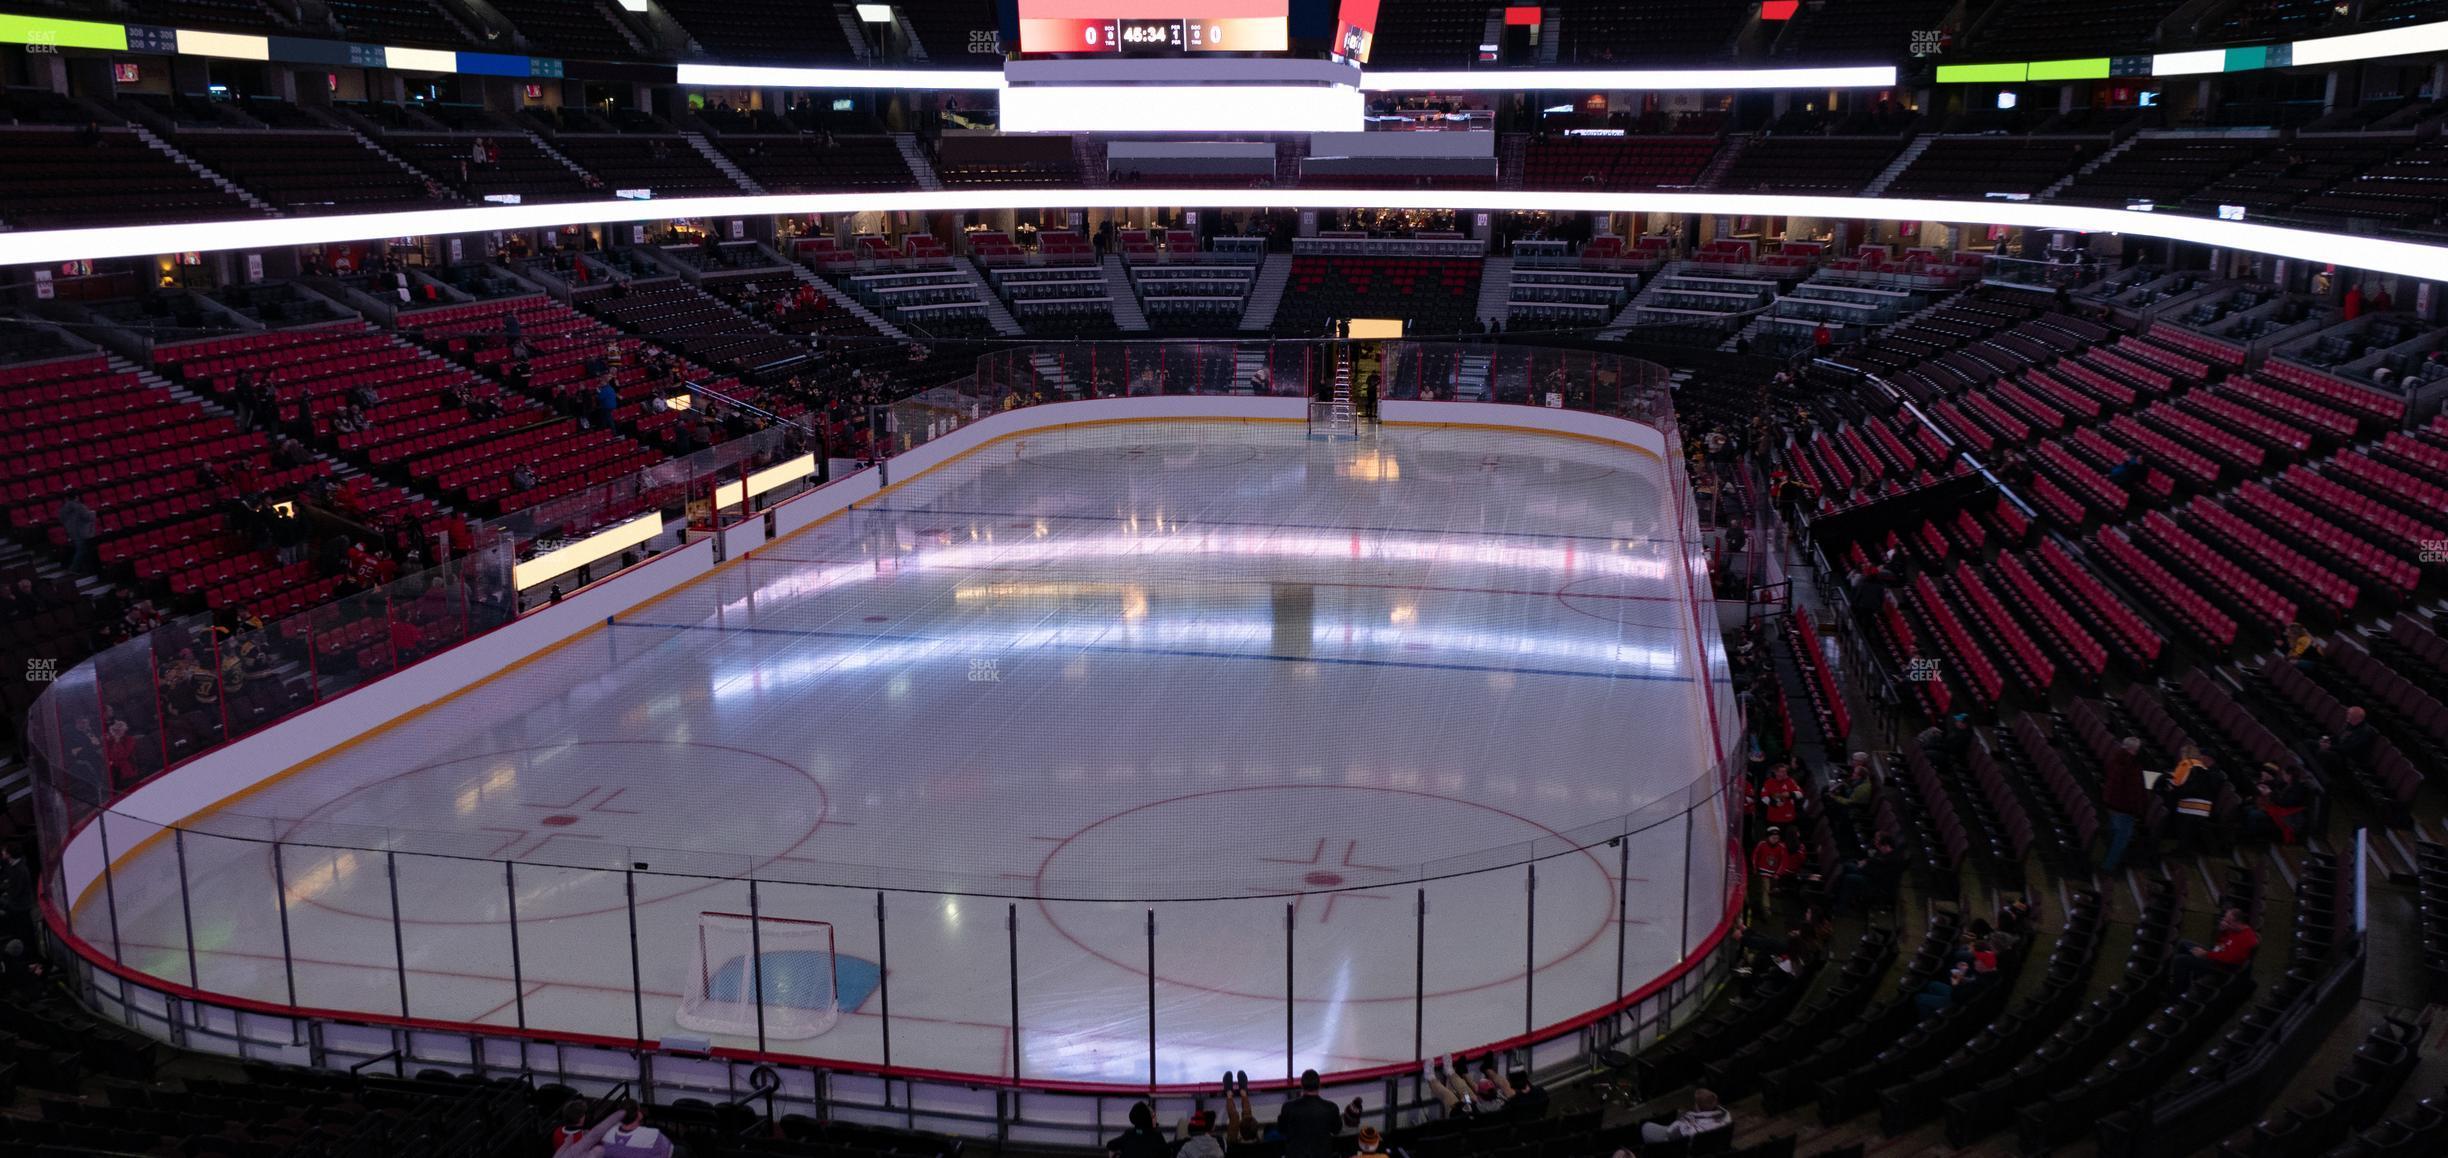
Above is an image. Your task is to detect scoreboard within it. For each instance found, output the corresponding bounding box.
[1015,2,1289,54]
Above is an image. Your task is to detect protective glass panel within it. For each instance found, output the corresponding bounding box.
[637,868,754,1048]
[1291,879,1419,1081]
[304,584,396,701]
[1529,846,1620,1034]
[267,832,403,1015]
[883,890,1018,1080]
[754,878,887,1066]
[178,824,289,1004]
[216,615,314,742]
[507,862,637,1043]
[396,849,519,1026]
[1153,895,1285,1087]
[1418,865,1529,1063]
[1620,806,1689,995]
[1017,897,1150,1085]
[1684,784,1733,955]
[89,632,168,791]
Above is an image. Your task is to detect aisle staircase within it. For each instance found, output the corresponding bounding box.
[1100,254,1149,331]
[131,125,276,216]
[682,133,764,194]
[1238,253,1292,332]
[1862,135,1933,196]
[891,133,942,191]
[958,264,1025,336]
[782,261,906,340]
[1475,256,1515,327]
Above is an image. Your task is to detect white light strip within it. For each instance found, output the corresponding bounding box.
[2290,20,2448,66]
[1359,65,1897,91]
[1002,85,1364,133]
[384,45,459,73]
[677,62,1007,89]
[512,513,666,589]
[7,188,2447,281]
[712,454,818,508]
[670,63,1897,92]
[2149,49,2227,77]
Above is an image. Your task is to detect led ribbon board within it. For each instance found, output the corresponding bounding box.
[6,188,2446,282]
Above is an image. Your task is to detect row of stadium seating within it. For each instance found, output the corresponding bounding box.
[13,114,2446,237]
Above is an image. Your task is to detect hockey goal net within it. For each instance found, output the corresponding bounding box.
[674,912,841,1040]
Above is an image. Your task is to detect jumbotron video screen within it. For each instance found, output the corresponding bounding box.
[1014,0,1291,53]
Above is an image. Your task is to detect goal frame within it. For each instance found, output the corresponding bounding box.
[674,911,842,1042]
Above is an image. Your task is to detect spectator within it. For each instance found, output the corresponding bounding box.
[2105,452,2145,488]
[596,1100,671,1158]
[1757,763,1804,829]
[1830,831,1903,915]
[1751,826,1796,907]
[1108,1102,1170,1158]
[2169,907,2259,994]
[2244,762,2312,844]
[2100,736,2149,875]
[1421,1056,1482,1117]
[2317,706,2379,778]
[2284,623,2323,671]
[598,380,621,431]
[1218,1070,1264,1146]
[93,717,142,787]
[1823,755,1875,835]
[1354,1125,1405,1158]
[0,841,33,940]
[1916,962,1969,1018]
[1498,1071,1547,1121]
[1639,1089,1730,1146]
[0,937,51,998]
[59,487,97,574]
[1175,1110,1225,1158]
[512,463,541,492]
[1277,1070,1342,1158]
[2163,745,2218,855]
[550,1101,591,1152]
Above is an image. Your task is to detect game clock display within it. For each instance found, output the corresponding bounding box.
[1016,8,1287,53]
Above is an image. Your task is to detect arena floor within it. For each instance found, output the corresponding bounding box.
[78,418,1733,1085]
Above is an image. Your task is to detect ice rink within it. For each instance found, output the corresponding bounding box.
[78,418,1734,1085]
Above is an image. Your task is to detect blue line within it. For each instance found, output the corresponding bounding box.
[616,620,1695,684]
[851,504,1680,546]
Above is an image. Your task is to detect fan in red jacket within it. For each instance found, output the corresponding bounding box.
[1751,827,1797,906]
[1757,765,1804,827]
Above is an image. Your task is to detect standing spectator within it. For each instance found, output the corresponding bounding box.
[1750,827,1796,909]
[2164,745,2217,856]
[1757,763,1804,830]
[1638,1090,1730,1146]
[1107,1102,1170,1158]
[2100,736,2149,875]
[58,487,97,574]
[2342,283,2363,320]
[94,717,142,787]
[2168,907,2259,994]
[598,379,621,432]
[1276,1069,1342,1158]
